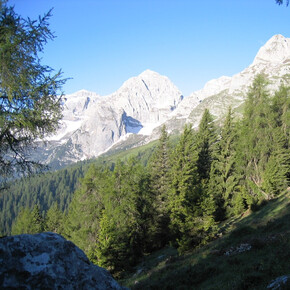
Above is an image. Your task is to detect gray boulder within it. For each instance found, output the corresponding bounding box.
[0,232,126,289]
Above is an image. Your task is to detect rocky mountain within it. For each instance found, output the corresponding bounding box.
[36,70,183,168]
[37,34,289,168]
[162,34,290,133]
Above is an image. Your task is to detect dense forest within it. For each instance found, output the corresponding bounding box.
[0,163,86,234]
[2,75,289,277]
[0,141,156,235]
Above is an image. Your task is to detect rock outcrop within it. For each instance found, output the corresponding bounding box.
[0,232,126,289]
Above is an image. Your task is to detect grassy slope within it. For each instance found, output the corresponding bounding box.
[121,191,290,289]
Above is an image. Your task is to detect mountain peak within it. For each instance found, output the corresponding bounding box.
[252,34,290,66]
[119,69,180,95]
[138,69,160,78]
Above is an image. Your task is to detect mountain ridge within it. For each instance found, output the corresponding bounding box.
[37,34,290,169]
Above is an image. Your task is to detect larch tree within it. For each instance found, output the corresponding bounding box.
[238,75,273,200]
[238,74,289,202]
[0,1,66,186]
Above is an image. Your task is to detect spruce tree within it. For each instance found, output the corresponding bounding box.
[262,84,290,194]
[168,124,199,250]
[192,109,218,246]
[148,125,172,248]
[64,165,112,256]
[208,107,242,218]
[11,204,44,235]
[45,202,64,233]
[94,158,153,274]
[195,109,217,184]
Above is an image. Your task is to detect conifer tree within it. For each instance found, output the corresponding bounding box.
[0,1,66,184]
[11,204,44,235]
[168,124,199,250]
[238,75,271,200]
[208,107,242,218]
[94,158,153,273]
[148,125,172,248]
[94,209,124,273]
[262,84,290,194]
[195,109,217,185]
[191,109,219,246]
[238,74,289,201]
[45,202,64,233]
[64,165,112,256]
[11,207,32,235]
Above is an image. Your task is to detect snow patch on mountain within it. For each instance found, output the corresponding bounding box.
[138,122,162,136]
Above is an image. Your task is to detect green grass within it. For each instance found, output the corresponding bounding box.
[120,192,290,289]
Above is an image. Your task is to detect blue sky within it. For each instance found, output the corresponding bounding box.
[8,0,290,96]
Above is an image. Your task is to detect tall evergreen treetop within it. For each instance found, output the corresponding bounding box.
[196,109,217,182]
[208,107,242,218]
[169,124,199,244]
[149,125,171,205]
[148,125,172,248]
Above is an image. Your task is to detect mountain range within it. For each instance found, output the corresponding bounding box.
[35,34,290,169]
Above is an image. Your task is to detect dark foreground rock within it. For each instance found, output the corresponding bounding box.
[0,232,126,289]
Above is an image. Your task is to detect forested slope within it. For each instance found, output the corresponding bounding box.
[0,163,87,234]
[121,190,290,289]
[0,138,158,235]
[2,75,289,284]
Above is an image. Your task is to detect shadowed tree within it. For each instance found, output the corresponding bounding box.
[148,125,172,248]
[208,107,241,219]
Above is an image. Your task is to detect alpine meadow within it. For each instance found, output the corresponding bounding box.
[0,0,290,289]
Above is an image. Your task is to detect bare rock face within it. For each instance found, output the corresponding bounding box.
[0,232,126,290]
[166,34,290,135]
[34,34,290,169]
[36,70,183,169]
